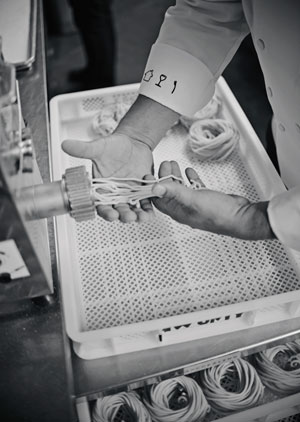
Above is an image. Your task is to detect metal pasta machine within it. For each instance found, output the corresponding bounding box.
[0,43,95,302]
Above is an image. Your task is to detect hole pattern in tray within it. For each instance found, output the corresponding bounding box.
[277,415,300,422]
[81,92,137,112]
[61,92,300,332]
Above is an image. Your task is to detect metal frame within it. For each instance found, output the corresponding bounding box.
[14,0,37,71]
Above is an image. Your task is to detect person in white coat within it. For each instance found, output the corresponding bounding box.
[62,0,300,251]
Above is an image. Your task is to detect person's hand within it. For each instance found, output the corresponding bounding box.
[62,133,154,223]
[150,161,275,241]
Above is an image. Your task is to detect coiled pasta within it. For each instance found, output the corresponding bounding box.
[253,342,300,396]
[200,358,264,414]
[143,376,210,422]
[92,103,131,136]
[188,118,239,161]
[180,96,221,129]
[93,391,151,422]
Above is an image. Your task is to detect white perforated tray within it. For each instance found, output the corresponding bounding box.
[50,78,300,359]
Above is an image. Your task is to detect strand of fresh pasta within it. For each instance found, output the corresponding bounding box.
[143,376,210,422]
[93,391,152,422]
[91,175,201,206]
[188,119,239,161]
[199,358,264,414]
[253,341,300,396]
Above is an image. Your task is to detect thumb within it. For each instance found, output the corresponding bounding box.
[62,139,102,160]
[152,182,183,200]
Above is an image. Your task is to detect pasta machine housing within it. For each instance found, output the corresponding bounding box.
[0,44,94,303]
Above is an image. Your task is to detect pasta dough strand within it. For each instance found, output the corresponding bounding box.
[188,119,239,161]
[143,376,210,422]
[253,341,300,396]
[93,391,151,422]
[92,174,195,206]
[200,358,264,414]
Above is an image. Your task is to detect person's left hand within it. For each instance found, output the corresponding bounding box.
[62,133,154,223]
[149,161,275,241]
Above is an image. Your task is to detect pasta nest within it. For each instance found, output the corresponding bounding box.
[188,118,239,161]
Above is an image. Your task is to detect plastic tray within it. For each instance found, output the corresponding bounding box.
[50,78,300,359]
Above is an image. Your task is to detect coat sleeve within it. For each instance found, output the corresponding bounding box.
[139,0,249,116]
[268,187,300,251]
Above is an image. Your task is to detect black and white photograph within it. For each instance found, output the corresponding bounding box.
[0,0,300,421]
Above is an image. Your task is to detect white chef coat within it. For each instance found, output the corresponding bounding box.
[139,0,300,251]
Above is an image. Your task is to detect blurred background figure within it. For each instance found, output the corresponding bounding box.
[44,0,175,96]
[68,0,115,90]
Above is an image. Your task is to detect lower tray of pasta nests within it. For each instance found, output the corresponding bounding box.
[82,339,300,422]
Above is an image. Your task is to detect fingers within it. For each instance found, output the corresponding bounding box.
[135,202,154,222]
[113,200,154,224]
[143,174,155,182]
[170,161,184,183]
[139,198,154,216]
[127,174,155,222]
[152,179,180,201]
[139,174,155,221]
[185,167,206,188]
[114,203,137,223]
[158,160,183,183]
[96,204,119,222]
[158,161,172,178]
[152,162,205,201]
[96,202,153,224]
[62,138,104,160]
[153,161,183,199]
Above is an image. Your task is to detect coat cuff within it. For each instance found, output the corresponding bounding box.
[267,187,300,251]
[139,43,215,117]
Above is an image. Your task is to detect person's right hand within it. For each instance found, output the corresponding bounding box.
[150,161,275,241]
[62,133,154,223]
